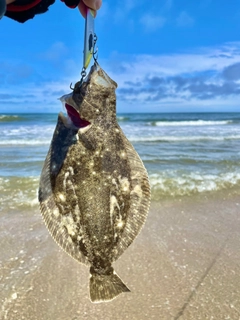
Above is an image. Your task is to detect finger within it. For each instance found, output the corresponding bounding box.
[78,2,97,18]
[82,0,102,11]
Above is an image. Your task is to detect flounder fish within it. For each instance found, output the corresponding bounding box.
[39,63,151,303]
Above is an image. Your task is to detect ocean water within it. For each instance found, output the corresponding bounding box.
[0,112,240,211]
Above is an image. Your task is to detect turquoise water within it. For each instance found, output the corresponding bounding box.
[0,112,240,210]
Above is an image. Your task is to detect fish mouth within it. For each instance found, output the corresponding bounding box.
[65,103,91,129]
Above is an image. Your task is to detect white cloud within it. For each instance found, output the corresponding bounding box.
[123,0,140,11]
[113,0,143,23]
[176,11,194,27]
[99,42,240,112]
[38,42,68,62]
[103,42,240,83]
[140,14,166,32]
[2,42,240,113]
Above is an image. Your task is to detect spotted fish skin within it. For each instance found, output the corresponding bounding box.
[39,63,151,303]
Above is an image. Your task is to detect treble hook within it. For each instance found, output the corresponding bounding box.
[70,29,98,91]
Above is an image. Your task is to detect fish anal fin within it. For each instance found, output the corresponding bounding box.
[112,132,151,261]
[39,120,89,265]
[39,194,89,265]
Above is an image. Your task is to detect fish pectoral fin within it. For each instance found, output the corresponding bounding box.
[79,125,104,151]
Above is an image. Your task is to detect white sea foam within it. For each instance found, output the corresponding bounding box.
[152,120,232,126]
[1,169,240,211]
[1,133,239,146]
[1,112,239,208]
[128,135,240,142]
[0,115,19,120]
[117,116,129,121]
[0,177,39,211]
[0,140,50,146]
[149,171,240,198]
[2,126,54,136]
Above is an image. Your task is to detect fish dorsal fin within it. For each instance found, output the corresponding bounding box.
[39,115,90,266]
[111,128,151,261]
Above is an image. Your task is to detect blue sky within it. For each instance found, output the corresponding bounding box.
[1,0,240,113]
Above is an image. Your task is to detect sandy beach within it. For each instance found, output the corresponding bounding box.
[1,189,240,320]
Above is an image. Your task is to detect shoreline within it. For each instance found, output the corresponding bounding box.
[1,189,240,319]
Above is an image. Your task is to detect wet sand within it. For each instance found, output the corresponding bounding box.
[1,190,240,320]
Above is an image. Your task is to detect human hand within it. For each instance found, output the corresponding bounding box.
[78,0,102,18]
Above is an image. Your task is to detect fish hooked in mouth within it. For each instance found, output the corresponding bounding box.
[65,103,91,128]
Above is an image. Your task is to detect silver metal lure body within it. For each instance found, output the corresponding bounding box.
[39,63,151,303]
[83,8,95,70]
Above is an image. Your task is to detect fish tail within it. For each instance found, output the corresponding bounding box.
[89,268,130,303]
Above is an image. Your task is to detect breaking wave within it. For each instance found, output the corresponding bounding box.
[117,116,130,122]
[149,171,240,200]
[128,135,240,142]
[150,120,233,126]
[1,170,240,211]
[0,115,24,122]
[0,176,39,211]
[0,139,50,146]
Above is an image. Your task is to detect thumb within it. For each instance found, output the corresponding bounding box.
[78,0,102,18]
[82,0,102,11]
